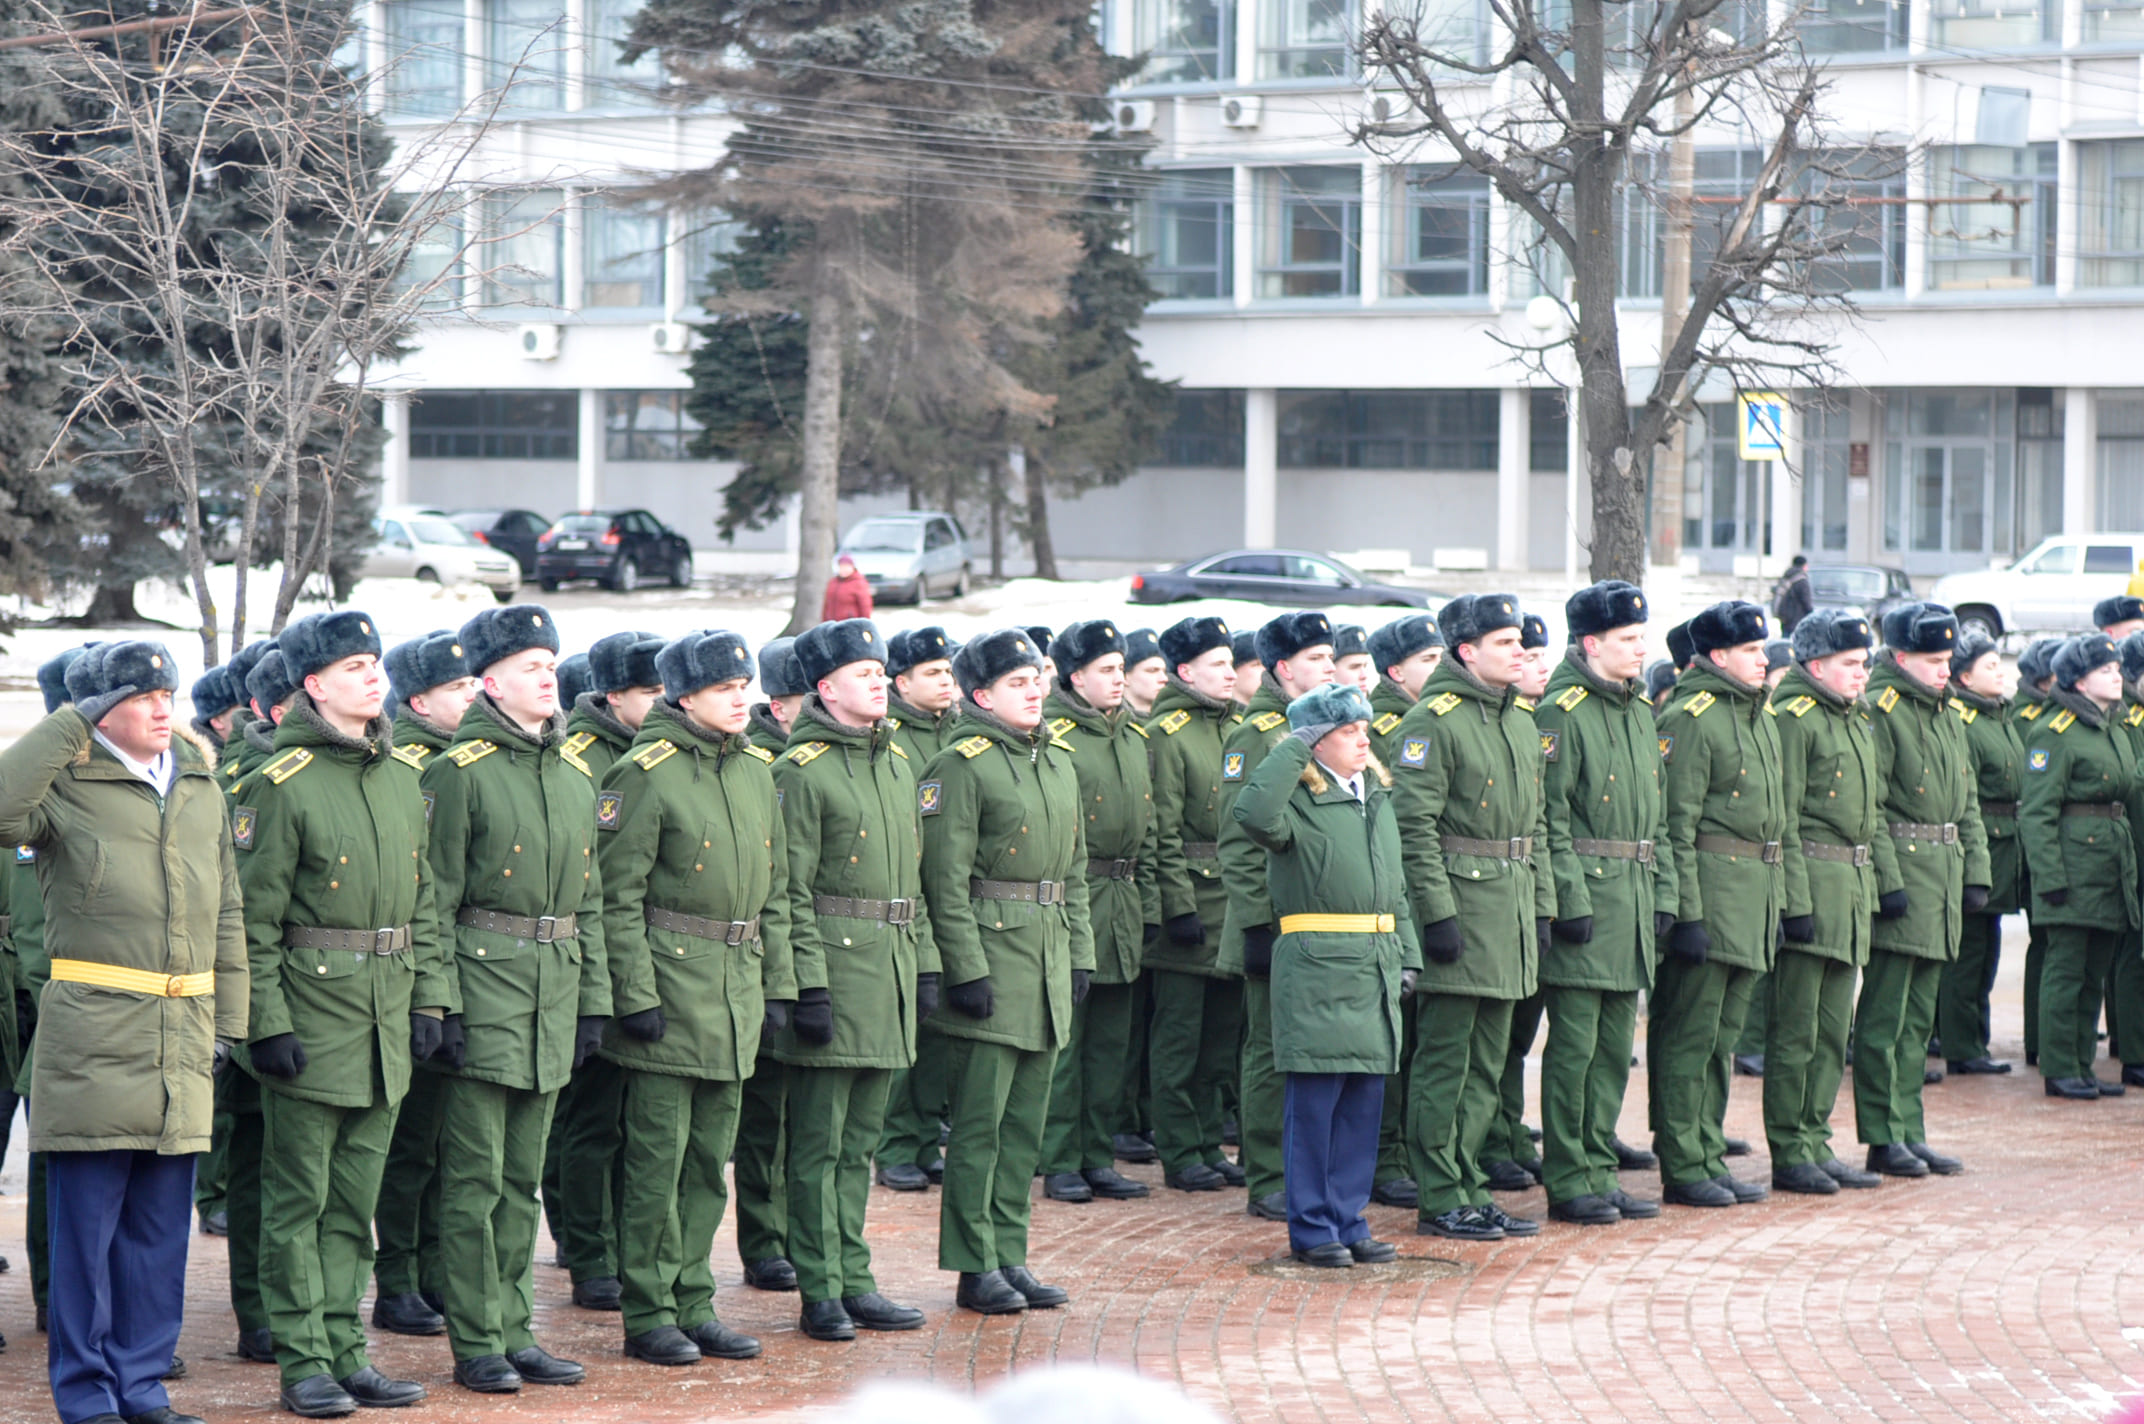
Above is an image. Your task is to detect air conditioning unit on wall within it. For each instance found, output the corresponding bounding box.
[516,323,561,360]
[651,321,693,354]
[1113,100,1157,133]
[1221,94,1262,128]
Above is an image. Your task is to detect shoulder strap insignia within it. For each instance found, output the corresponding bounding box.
[1252,711,1287,733]
[956,735,994,759]
[1957,704,1979,724]
[1516,695,1537,713]
[2126,704,2144,729]
[262,747,314,785]
[1554,686,1589,712]
[447,739,496,768]
[1786,695,1817,719]
[887,741,910,759]
[561,731,598,759]
[1128,721,1150,739]
[1765,702,1779,717]
[885,715,903,730]
[742,743,776,764]
[786,741,831,766]
[1047,717,1077,741]
[560,744,593,777]
[1684,691,1717,718]
[1876,686,1900,713]
[2018,702,2044,721]
[1229,712,1244,725]
[390,743,431,770]
[1157,709,1192,735]
[1049,737,1077,754]
[2051,708,2077,733]
[630,740,678,771]
[1638,690,1654,706]
[1427,693,1462,717]
[1371,712,1402,735]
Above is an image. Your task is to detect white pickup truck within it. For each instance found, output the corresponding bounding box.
[1930,534,2144,641]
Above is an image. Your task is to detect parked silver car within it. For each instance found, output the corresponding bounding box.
[836,511,972,604]
[362,506,522,602]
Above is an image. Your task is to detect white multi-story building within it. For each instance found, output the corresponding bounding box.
[373,0,2144,577]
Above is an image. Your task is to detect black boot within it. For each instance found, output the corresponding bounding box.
[955,1270,1028,1314]
[686,1320,762,1360]
[623,1326,702,1365]
[237,1327,276,1362]
[841,1292,925,1331]
[371,1292,445,1336]
[280,1372,358,1418]
[451,1356,521,1394]
[1001,1265,1068,1309]
[742,1257,798,1291]
[337,1366,428,1407]
[1866,1143,1929,1178]
[505,1346,586,1385]
[1042,1171,1094,1202]
[1082,1166,1149,1199]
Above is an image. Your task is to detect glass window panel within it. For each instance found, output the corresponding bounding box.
[1276,391,1496,469]
[1803,149,1907,294]
[409,390,578,459]
[1258,0,1353,79]
[1912,448,1945,551]
[1928,144,2055,290]
[400,215,463,310]
[1159,390,1246,464]
[2079,141,2144,288]
[1388,168,1488,296]
[1135,0,1232,83]
[2100,437,2144,529]
[482,190,564,308]
[604,391,702,460]
[585,196,666,309]
[1381,0,1486,65]
[1257,167,1360,300]
[1797,0,1908,51]
[680,213,745,309]
[1529,389,1568,473]
[2084,0,2144,39]
[1139,169,1234,300]
[587,0,662,106]
[490,0,567,109]
[1950,446,1986,552]
[382,0,463,117]
[1883,442,1903,551]
[1929,0,2052,47]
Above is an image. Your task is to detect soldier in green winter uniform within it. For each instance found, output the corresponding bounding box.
[876,626,963,1191]
[423,605,610,1393]
[596,630,790,1367]
[1123,627,1169,726]
[2011,638,2060,1066]
[1037,622,1159,1205]
[920,629,1094,1316]
[1231,682,1417,1268]
[1533,582,1673,1226]
[2100,625,2144,1088]
[1762,611,1885,1197]
[1651,601,1783,1208]
[1143,617,1244,1197]
[1732,639,1799,1077]
[774,620,937,1341]
[1941,631,2025,1077]
[235,612,444,1416]
[2021,633,2139,1100]
[1219,612,1338,1215]
[370,632,478,1341]
[747,637,806,756]
[1856,603,1987,1177]
[1332,623,1375,693]
[1485,612,1555,1194]
[1116,626,1168,1162]
[1391,594,1551,1242]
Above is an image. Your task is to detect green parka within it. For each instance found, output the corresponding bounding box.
[564,691,637,785]
[1044,689,1159,984]
[1655,657,1786,970]
[223,715,279,795]
[1231,734,1420,1075]
[748,704,791,757]
[1142,677,1239,976]
[392,704,456,767]
[1772,664,1882,966]
[1217,683,1296,975]
[7,848,46,1097]
[2018,686,2141,931]
[1952,686,2026,915]
[1366,679,1415,767]
[918,706,1095,1053]
[888,694,960,767]
[1866,654,1990,961]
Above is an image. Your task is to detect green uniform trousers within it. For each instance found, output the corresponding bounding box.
[372,1068,445,1298]
[1937,914,2004,1065]
[1539,986,1638,1203]
[540,1056,624,1284]
[1409,992,1511,1216]
[437,1077,556,1360]
[876,1029,949,1171]
[259,1088,397,1386]
[939,1037,1056,1274]
[197,1093,231,1218]
[1853,949,1942,1146]
[1040,979,1136,1175]
[2023,919,2048,1061]
[1123,970,1154,1137]
[783,1064,891,1303]
[1374,993,1420,1186]
[1762,949,1857,1167]
[2106,933,2144,1067]
[223,1070,267,1332]
[1734,971,1771,1057]
[1239,977,1284,1198]
[617,1070,744,1336]
[1490,990,1545,1167]
[1647,955,1757,1187]
[1147,970,1241,1176]
[2039,926,2122,1083]
[733,1051,787,1266]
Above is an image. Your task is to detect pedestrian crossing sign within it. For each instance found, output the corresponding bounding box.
[1737,393,1786,462]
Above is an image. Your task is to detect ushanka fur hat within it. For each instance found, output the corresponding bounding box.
[1437,593,1523,647]
[2017,637,2061,689]
[1332,624,1370,660]
[1255,611,1335,671]
[1160,616,1231,672]
[245,647,301,715]
[224,640,271,708]
[793,619,884,687]
[587,630,667,694]
[1790,609,1875,663]
[279,609,383,685]
[460,604,561,675]
[556,653,593,710]
[67,640,179,726]
[1689,601,1771,655]
[658,629,756,700]
[39,644,95,713]
[1565,580,1649,640]
[756,637,811,699]
[1954,628,2003,680]
[1665,621,1695,671]
[386,631,470,704]
[2055,632,2120,689]
[1231,630,1261,668]
[190,666,242,720]
[954,627,1045,695]
[1124,627,1163,668]
[1880,601,1959,656]
[2117,631,2144,686]
[1287,682,1374,734]
[1520,614,1549,651]
[887,626,955,679]
[2095,595,2144,630]
[1369,614,1442,676]
[1051,620,1127,678]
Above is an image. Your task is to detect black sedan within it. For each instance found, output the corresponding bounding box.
[536,509,695,592]
[1808,563,1914,626]
[1130,549,1430,608]
[445,507,551,579]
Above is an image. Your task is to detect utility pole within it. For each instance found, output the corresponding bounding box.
[1651,39,1696,570]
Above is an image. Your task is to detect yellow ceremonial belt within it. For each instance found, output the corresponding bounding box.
[1278,913,1397,935]
[49,960,213,998]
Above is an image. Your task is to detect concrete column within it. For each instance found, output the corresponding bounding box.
[2064,386,2096,532]
[1232,166,1255,308]
[565,0,587,111]
[577,386,602,510]
[380,392,411,506]
[1244,388,1278,548]
[463,0,485,108]
[1770,400,1805,571]
[1497,386,1528,570]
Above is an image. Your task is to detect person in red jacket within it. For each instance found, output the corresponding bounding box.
[823,556,875,621]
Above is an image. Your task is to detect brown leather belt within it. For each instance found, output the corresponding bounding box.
[647,906,761,944]
[1088,857,1140,881]
[1695,834,1784,864]
[1571,837,1654,864]
[1180,841,1219,860]
[1888,821,1959,844]
[970,878,1067,905]
[1980,801,2018,819]
[810,894,916,925]
[456,908,578,942]
[1443,835,1533,859]
[284,925,411,954]
[1801,840,1872,867]
[2062,803,2126,821]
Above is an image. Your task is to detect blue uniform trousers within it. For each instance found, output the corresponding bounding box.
[47,1149,195,1424]
[1281,1072,1383,1254]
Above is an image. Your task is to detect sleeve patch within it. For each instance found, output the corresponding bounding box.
[1426,693,1462,717]
[421,790,436,825]
[1658,735,1675,761]
[1876,686,1901,713]
[918,780,943,816]
[1554,685,1589,712]
[15,844,34,863]
[262,747,314,785]
[630,740,678,771]
[447,740,497,768]
[231,806,257,850]
[1540,730,1559,761]
[596,790,624,829]
[1371,712,1402,736]
[1684,691,1717,718]
[1252,711,1286,733]
[1398,737,1430,769]
[1223,751,1246,781]
[1157,710,1192,735]
[956,736,993,759]
[2028,748,2050,771]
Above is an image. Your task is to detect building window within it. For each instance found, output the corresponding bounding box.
[584,195,666,309]
[1796,0,1907,51]
[382,0,463,117]
[586,0,661,105]
[490,0,567,108]
[605,391,703,459]
[1387,168,1488,297]
[683,213,746,309]
[1258,0,1351,79]
[1529,390,1568,473]
[1256,167,1360,299]
[1880,390,2013,556]
[2084,0,2144,39]
[1801,405,1852,553]
[482,190,565,308]
[401,216,463,310]
[1929,0,2053,46]
[1139,169,1234,300]
[408,390,579,459]
[2079,140,2144,288]
[1622,148,1766,300]
[1803,150,1906,294]
[1277,390,1498,470]
[1157,390,1245,464]
[1134,0,1232,83]
[1928,144,2055,290]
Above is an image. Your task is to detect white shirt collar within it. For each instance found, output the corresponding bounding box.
[1316,758,1364,802]
[92,730,175,795]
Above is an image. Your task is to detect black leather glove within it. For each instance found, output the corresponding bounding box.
[1241,923,1276,977]
[618,1006,667,1042]
[764,999,793,1035]
[1421,916,1463,965]
[409,1013,443,1063]
[1165,913,1206,948]
[1781,914,1815,943]
[793,987,835,1045]
[435,1014,466,1070]
[1290,720,1339,748]
[572,1015,606,1069]
[1399,968,1418,995]
[250,1032,308,1080]
[1669,921,1711,965]
[916,972,941,1020]
[1071,969,1091,1006]
[947,976,996,1019]
[1143,923,1163,952]
[14,988,31,1046]
[2042,887,2069,907]
[1962,885,1989,914]
[1655,911,1676,943]
[1876,889,1909,919]
[1551,915,1593,944]
[212,1040,232,1077]
[1534,917,1549,956]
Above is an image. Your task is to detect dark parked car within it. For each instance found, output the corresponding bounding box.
[536,509,695,592]
[1807,563,1914,626]
[1130,549,1431,608]
[445,508,551,580]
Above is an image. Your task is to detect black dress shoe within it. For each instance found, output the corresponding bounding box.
[1247,1190,1288,1221]
[1547,1194,1620,1225]
[1663,1178,1737,1208]
[623,1326,702,1365]
[1723,1137,1752,1157]
[799,1300,856,1342]
[2099,1077,2127,1097]
[1483,1159,1538,1193]
[1420,1206,1503,1241]
[1208,1157,1247,1188]
[281,1372,358,1418]
[686,1320,762,1360]
[2045,1076,2102,1100]
[1772,1162,1840,1195]
[1908,1142,1963,1175]
[371,1291,446,1336]
[420,1291,445,1316]
[1371,1177,1419,1208]
[876,1162,930,1191]
[1949,1057,2013,1075]
[2123,1064,2144,1087]
[1165,1163,1226,1192]
[1483,1203,1540,1236]
[126,1410,208,1424]
[1113,1132,1158,1164]
[1866,1143,1929,1178]
[841,1292,925,1331]
[1349,1237,1398,1263]
[925,1157,945,1184]
[1604,1188,1660,1219]
[1923,1066,1945,1085]
[1082,1167,1149,1199]
[1612,1136,1658,1171]
[1043,1171,1094,1202]
[1818,1158,1882,1189]
[1290,1242,1354,1268]
[1717,1174,1768,1204]
[956,1269,1029,1315]
[743,1256,798,1291]
[238,1326,277,1362]
[162,1356,186,1381]
[505,1346,586,1385]
[1002,1264,1068,1309]
[570,1276,622,1311]
[338,1366,428,1407]
[454,1356,523,1394]
[1732,1054,1765,1077]
[35,1301,47,1332]
[201,1209,229,1236]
